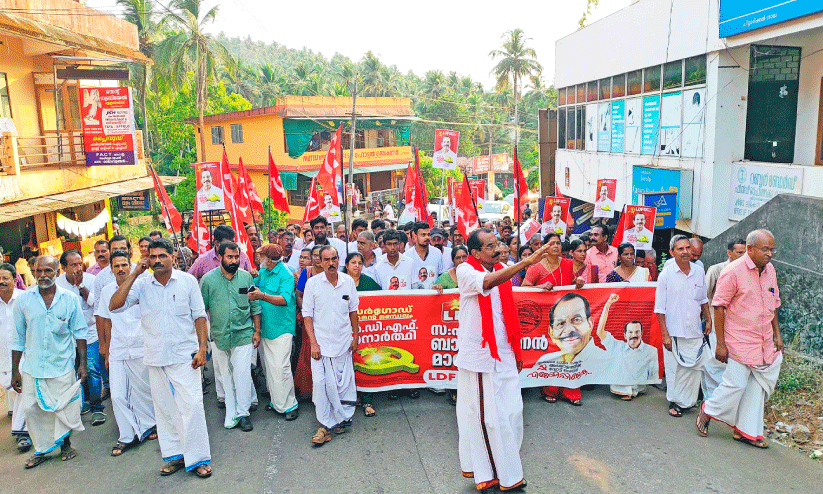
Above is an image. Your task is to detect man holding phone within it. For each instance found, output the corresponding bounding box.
[199,242,262,432]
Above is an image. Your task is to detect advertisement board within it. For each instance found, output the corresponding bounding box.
[720,0,823,37]
[79,86,137,166]
[729,163,803,221]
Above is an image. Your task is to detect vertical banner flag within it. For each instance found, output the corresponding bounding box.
[413,148,432,226]
[189,202,211,255]
[79,87,137,166]
[317,126,343,206]
[400,161,419,224]
[194,161,224,211]
[234,157,253,222]
[453,174,480,239]
[540,197,571,240]
[593,178,618,218]
[303,177,322,223]
[513,147,528,223]
[432,129,460,170]
[238,158,265,215]
[220,149,253,225]
[620,205,656,251]
[149,164,182,234]
[268,150,290,214]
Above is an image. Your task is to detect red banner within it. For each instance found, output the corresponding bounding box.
[353,285,662,391]
[79,86,137,166]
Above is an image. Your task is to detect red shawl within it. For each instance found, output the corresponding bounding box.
[465,255,523,362]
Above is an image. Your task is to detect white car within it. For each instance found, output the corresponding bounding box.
[478,200,512,224]
[427,197,450,222]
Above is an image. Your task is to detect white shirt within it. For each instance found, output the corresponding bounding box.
[93,263,147,313]
[654,261,708,338]
[454,263,515,374]
[624,227,654,251]
[441,246,454,271]
[374,253,415,290]
[383,203,396,220]
[0,289,22,373]
[541,219,567,240]
[56,272,97,344]
[406,245,444,289]
[306,237,348,269]
[357,248,381,281]
[302,271,359,357]
[115,269,207,367]
[95,282,143,361]
[593,198,616,218]
[614,341,659,384]
[284,248,301,273]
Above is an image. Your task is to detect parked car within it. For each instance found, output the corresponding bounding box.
[478,200,511,224]
[427,197,450,223]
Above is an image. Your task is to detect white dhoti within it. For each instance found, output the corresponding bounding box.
[21,371,84,455]
[262,334,298,414]
[702,353,782,441]
[210,340,225,401]
[457,364,524,489]
[666,336,708,409]
[701,331,727,401]
[609,384,647,397]
[1,371,27,434]
[212,343,254,428]
[109,358,156,444]
[311,353,356,429]
[147,363,211,471]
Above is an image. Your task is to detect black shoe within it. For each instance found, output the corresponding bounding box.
[249,403,258,412]
[101,388,111,402]
[409,390,420,399]
[284,409,299,421]
[388,391,399,400]
[239,416,253,432]
[217,400,225,409]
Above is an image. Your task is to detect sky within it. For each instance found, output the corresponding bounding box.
[85,0,630,89]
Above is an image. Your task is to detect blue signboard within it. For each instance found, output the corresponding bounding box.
[632,165,694,222]
[641,95,660,155]
[720,0,823,37]
[611,100,625,153]
[643,192,677,229]
[597,102,611,152]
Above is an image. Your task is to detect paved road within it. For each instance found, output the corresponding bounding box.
[1,372,820,494]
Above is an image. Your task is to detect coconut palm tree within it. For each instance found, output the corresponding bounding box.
[117,0,158,150]
[489,28,542,144]
[156,0,236,160]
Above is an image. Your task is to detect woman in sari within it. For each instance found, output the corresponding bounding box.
[510,245,534,287]
[433,245,468,290]
[605,243,650,283]
[569,238,591,283]
[343,252,381,416]
[294,245,325,401]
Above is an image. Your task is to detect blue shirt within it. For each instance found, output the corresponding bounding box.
[12,285,88,378]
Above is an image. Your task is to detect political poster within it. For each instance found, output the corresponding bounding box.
[518,218,542,245]
[540,196,571,240]
[353,285,662,390]
[473,156,490,174]
[194,161,225,212]
[593,178,617,218]
[79,86,137,166]
[621,204,657,251]
[433,129,459,170]
[491,153,509,172]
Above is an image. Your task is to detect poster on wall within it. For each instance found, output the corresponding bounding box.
[194,161,225,212]
[682,88,705,158]
[641,95,661,155]
[729,163,803,221]
[540,196,571,240]
[593,178,618,218]
[660,92,682,157]
[598,102,611,152]
[432,129,459,170]
[611,100,625,153]
[624,98,642,154]
[621,205,656,251]
[79,86,137,166]
[473,155,490,174]
[585,104,597,151]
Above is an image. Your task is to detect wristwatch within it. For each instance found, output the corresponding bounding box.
[78,283,86,290]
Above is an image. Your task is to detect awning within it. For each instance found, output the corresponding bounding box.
[0,175,184,224]
[296,163,406,178]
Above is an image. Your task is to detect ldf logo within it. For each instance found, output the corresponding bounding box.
[441,298,459,322]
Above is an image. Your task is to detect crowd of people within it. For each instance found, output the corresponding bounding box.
[1,210,784,488]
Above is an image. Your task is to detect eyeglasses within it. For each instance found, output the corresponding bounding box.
[758,247,777,255]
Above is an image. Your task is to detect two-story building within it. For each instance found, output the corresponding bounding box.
[188,96,416,222]
[0,0,181,264]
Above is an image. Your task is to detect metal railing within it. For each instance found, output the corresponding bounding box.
[15,131,86,169]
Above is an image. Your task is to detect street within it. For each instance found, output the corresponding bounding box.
[0,372,819,494]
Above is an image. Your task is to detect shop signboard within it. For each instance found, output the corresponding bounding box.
[720,0,823,37]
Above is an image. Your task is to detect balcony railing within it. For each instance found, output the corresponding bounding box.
[16,131,87,169]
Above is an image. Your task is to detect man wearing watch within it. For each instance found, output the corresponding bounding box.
[56,250,105,426]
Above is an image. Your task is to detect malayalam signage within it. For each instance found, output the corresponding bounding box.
[79,87,137,166]
[632,166,693,221]
[719,0,823,37]
[610,100,625,153]
[729,163,803,221]
[641,95,661,155]
[117,190,150,211]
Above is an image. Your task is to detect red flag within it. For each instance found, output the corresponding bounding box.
[513,147,528,223]
[149,165,182,234]
[234,157,253,221]
[317,126,342,206]
[189,202,210,255]
[220,149,253,225]
[454,174,480,238]
[267,150,290,214]
[413,148,433,226]
[611,205,627,248]
[302,177,322,223]
[238,157,264,215]
[404,161,415,204]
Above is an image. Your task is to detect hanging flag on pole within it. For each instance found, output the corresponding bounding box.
[317,125,343,206]
[149,164,182,234]
[238,157,264,216]
[234,156,254,223]
[188,202,210,255]
[219,147,253,224]
[267,149,290,214]
[513,146,529,224]
[453,173,480,238]
[303,177,322,223]
[413,147,433,226]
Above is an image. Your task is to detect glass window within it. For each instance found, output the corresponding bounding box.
[211,126,223,145]
[685,55,707,86]
[663,60,683,90]
[558,108,566,149]
[567,106,576,149]
[576,106,585,149]
[576,84,585,104]
[587,81,598,102]
[612,74,626,98]
[643,65,661,93]
[0,73,11,118]
[627,70,642,95]
[230,123,243,143]
[558,87,567,107]
[599,78,611,100]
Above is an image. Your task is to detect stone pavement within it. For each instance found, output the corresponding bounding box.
[1,373,820,494]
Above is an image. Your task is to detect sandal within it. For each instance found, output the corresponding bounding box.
[60,447,77,461]
[160,459,185,476]
[542,394,558,403]
[16,435,32,453]
[111,440,136,457]
[733,432,768,448]
[669,402,683,418]
[24,454,48,469]
[562,396,582,406]
[193,464,212,478]
[621,395,633,401]
[146,430,158,441]
[695,409,710,436]
[311,427,331,446]
[364,405,376,417]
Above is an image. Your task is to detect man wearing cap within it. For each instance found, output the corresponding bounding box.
[430,227,453,270]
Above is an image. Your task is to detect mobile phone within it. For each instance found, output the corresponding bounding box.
[239,286,257,295]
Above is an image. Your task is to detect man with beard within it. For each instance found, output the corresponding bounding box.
[109,239,212,478]
[407,221,443,290]
[279,230,300,273]
[12,256,87,468]
[87,239,110,275]
[200,242,261,432]
[95,251,157,455]
[0,263,30,453]
[188,225,254,281]
[608,316,660,400]
[305,216,346,270]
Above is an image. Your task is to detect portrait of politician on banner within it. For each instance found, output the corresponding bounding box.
[320,192,343,224]
[432,129,459,170]
[541,197,571,240]
[593,178,617,218]
[195,161,225,211]
[621,205,656,251]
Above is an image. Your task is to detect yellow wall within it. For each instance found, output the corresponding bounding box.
[0,36,44,137]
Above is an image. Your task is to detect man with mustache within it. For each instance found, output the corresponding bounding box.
[94,250,157,456]
[109,239,212,478]
[199,241,261,432]
[608,308,660,400]
[87,239,110,275]
[11,256,88,468]
[374,229,414,290]
[305,216,346,270]
[407,222,444,290]
[0,263,30,453]
[187,225,254,281]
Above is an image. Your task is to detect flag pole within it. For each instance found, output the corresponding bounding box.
[345,82,357,256]
[514,145,521,261]
[267,145,272,234]
[150,163,187,270]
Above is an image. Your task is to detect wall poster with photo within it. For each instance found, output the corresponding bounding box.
[598,102,611,152]
[681,88,705,158]
[611,100,625,153]
[660,92,682,157]
[585,104,598,151]
[624,98,642,154]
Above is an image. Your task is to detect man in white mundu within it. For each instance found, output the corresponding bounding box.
[95,251,156,456]
[455,228,550,491]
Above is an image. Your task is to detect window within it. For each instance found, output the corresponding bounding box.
[587,81,598,102]
[599,78,611,100]
[627,70,642,95]
[612,74,626,98]
[558,87,567,107]
[355,130,365,149]
[643,65,661,93]
[685,55,707,86]
[576,106,585,149]
[0,73,11,118]
[567,107,576,149]
[211,126,224,145]
[230,123,243,143]
[558,108,566,149]
[576,84,585,104]
[663,60,683,90]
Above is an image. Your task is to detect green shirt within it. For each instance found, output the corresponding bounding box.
[355,274,382,292]
[200,267,261,351]
[435,271,458,289]
[254,262,297,339]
